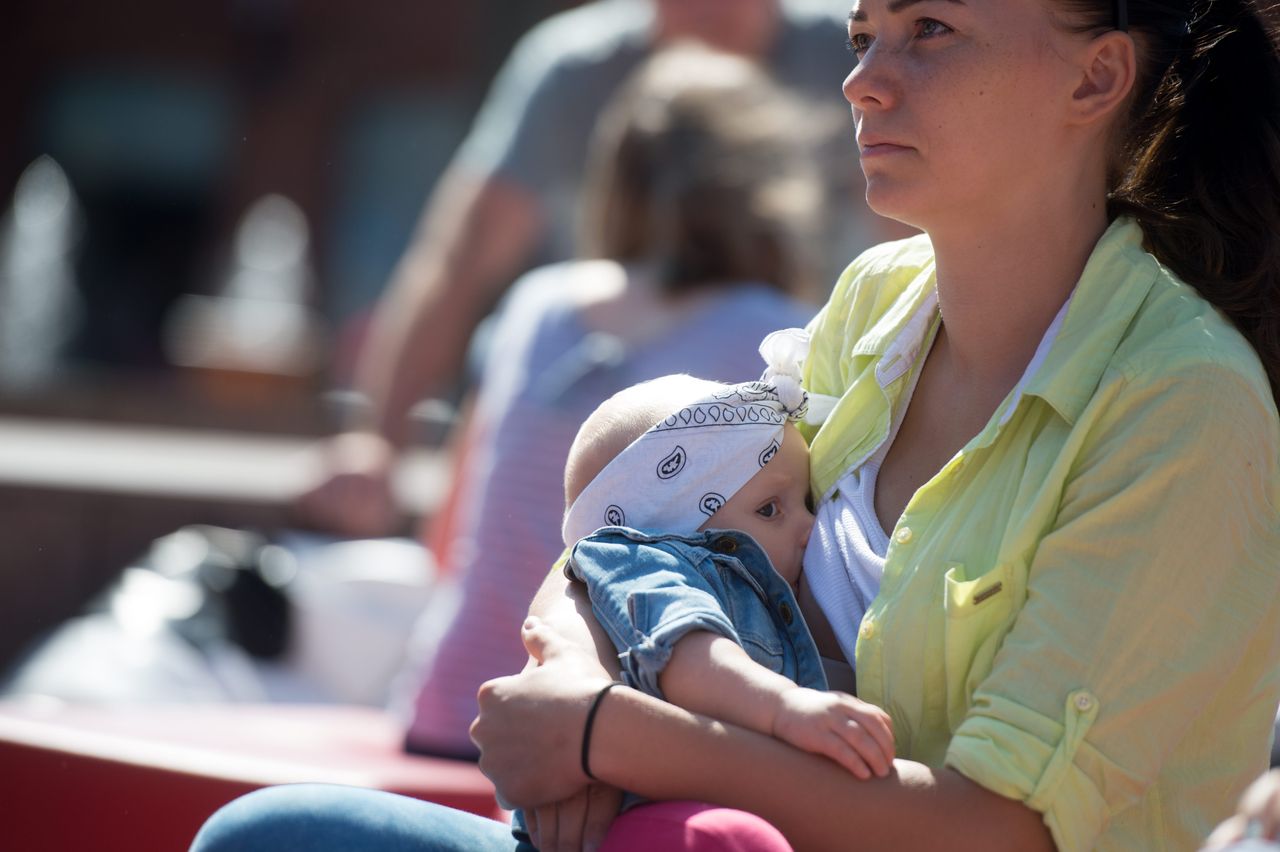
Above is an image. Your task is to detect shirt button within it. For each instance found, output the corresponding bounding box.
[714,537,738,554]
[894,526,913,545]
[859,619,875,639]
[1074,692,1095,712]
[778,601,794,625]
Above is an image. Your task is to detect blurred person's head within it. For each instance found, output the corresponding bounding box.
[652,0,781,57]
[578,44,821,300]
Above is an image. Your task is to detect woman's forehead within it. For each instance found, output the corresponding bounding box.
[849,0,969,24]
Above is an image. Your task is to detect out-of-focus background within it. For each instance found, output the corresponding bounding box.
[0,0,580,676]
[0,2,892,848]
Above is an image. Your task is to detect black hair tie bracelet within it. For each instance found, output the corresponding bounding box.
[581,682,623,781]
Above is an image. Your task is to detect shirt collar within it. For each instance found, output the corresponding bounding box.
[847,218,1158,424]
[850,260,939,374]
[1024,218,1159,425]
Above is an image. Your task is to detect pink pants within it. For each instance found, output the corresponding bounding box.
[600,801,792,852]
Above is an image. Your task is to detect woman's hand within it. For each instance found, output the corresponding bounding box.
[526,784,624,852]
[471,617,615,808]
[1203,770,1280,849]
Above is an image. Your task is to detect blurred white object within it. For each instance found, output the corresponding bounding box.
[262,532,434,706]
[0,156,84,388]
[164,194,324,377]
[3,529,434,708]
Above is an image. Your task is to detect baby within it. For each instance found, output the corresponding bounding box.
[558,370,893,779]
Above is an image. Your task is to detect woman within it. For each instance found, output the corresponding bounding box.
[195,0,1280,848]
[472,0,1280,848]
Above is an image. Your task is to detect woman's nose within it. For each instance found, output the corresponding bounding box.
[843,46,896,111]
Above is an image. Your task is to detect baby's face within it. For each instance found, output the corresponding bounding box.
[699,423,814,586]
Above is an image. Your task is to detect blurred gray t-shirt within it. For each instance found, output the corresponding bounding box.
[454,0,874,288]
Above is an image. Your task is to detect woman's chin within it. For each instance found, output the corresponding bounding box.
[863,179,924,227]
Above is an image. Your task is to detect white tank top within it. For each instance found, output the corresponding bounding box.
[804,293,1072,671]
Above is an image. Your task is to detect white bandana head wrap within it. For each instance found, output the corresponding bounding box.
[561,328,835,546]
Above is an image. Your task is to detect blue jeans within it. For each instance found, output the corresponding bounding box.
[190,784,535,851]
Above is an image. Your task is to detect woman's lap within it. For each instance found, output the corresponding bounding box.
[190,785,529,852]
[190,785,790,852]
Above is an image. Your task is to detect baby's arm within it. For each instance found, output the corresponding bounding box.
[567,532,892,778]
[660,630,894,780]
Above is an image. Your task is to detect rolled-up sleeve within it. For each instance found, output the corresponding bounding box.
[945,357,1280,851]
[568,536,740,697]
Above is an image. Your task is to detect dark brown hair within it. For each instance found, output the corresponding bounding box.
[577,44,822,300]
[1059,0,1280,400]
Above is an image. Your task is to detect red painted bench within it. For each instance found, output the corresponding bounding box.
[0,700,501,851]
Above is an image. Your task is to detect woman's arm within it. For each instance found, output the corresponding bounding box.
[474,619,1054,852]
[527,563,621,680]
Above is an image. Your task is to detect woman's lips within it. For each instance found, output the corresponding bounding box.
[860,142,912,157]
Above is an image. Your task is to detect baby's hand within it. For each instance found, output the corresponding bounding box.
[771,687,895,780]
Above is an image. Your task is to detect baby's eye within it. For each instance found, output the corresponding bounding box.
[756,500,781,519]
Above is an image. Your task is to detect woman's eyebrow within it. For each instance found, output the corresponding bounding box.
[850,0,965,23]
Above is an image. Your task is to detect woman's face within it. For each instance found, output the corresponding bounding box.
[844,0,1086,229]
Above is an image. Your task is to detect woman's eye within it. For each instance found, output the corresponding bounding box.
[916,18,952,39]
[757,501,780,519]
[847,32,872,55]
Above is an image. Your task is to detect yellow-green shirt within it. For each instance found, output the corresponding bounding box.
[802,218,1280,851]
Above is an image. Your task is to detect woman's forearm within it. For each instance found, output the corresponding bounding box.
[527,567,621,679]
[589,686,1054,852]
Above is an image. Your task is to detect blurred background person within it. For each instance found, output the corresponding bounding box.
[296,0,912,539]
[395,42,823,759]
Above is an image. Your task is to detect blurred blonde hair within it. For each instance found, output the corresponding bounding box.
[577,42,822,301]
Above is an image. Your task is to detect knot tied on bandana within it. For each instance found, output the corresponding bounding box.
[758,327,837,426]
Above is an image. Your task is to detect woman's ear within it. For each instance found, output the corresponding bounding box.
[1069,31,1137,126]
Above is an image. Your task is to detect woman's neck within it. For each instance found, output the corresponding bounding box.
[925,192,1109,389]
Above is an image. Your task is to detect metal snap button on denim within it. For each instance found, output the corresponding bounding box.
[778,601,794,625]
[714,537,738,554]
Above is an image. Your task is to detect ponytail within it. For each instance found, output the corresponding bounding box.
[1105,0,1280,401]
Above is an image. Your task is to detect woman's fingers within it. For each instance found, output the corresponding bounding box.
[554,789,591,852]
[521,615,573,665]
[534,803,558,852]
[525,807,542,851]
[1202,814,1249,849]
[582,784,624,851]
[1201,770,1280,849]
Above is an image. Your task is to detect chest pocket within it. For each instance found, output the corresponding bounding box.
[942,561,1019,732]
